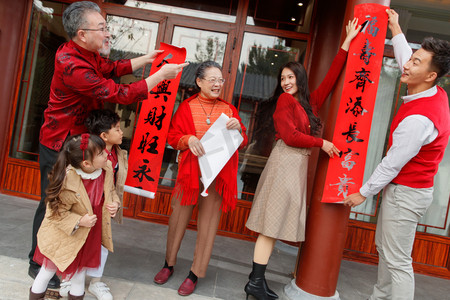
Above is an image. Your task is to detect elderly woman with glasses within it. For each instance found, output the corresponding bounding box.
[153,61,248,296]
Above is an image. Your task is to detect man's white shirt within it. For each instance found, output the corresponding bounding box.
[360,34,438,197]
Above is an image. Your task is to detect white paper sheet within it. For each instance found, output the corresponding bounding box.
[199,113,244,196]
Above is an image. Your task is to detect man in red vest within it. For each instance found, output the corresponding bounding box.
[344,9,450,300]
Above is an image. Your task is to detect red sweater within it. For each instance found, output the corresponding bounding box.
[167,94,248,212]
[273,48,347,148]
[40,40,148,151]
[391,86,450,188]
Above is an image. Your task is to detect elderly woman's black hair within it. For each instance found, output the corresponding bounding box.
[194,61,222,90]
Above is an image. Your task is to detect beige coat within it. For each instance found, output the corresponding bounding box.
[112,145,127,224]
[37,162,120,272]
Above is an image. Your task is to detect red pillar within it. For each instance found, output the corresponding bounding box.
[291,0,390,298]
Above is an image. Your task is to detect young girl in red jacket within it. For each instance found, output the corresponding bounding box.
[29,134,120,300]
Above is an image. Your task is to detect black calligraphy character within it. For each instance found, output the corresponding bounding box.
[149,80,171,101]
[342,122,364,143]
[361,15,379,37]
[341,148,360,171]
[349,68,373,93]
[132,159,155,182]
[144,106,167,130]
[144,107,157,126]
[147,136,159,154]
[137,132,150,154]
[359,39,376,65]
[156,53,173,68]
[154,106,166,130]
[344,148,360,156]
[345,96,368,117]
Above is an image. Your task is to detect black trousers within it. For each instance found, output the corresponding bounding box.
[28,143,59,266]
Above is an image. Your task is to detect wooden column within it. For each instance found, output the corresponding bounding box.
[0,1,32,177]
[293,0,390,297]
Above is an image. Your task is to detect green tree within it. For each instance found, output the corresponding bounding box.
[241,40,296,75]
[195,37,225,62]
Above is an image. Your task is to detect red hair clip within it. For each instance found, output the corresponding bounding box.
[80,133,90,160]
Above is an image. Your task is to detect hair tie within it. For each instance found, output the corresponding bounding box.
[80,133,90,160]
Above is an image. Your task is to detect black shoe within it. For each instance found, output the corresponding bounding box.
[245,279,270,300]
[245,262,275,300]
[248,272,278,299]
[28,264,40,279]
[28,265,61,289]
[47,273,61,289]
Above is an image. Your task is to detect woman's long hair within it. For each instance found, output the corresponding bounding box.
[272,61,322,135]
[45,134,105,218]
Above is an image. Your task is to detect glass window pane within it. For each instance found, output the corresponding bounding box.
[233,32,307,201]
[108,16,159,56]
[106,0,237,23]
[246,0,314,33]
[171,27,227,65]
[104,15,159,152]
[387,6,450,43]
[10,1,69,162]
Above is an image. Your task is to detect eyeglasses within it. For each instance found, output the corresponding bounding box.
[80,26,110,33]
[202,77,225,84]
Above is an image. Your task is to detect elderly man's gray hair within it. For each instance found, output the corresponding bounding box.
[62,1,101,39]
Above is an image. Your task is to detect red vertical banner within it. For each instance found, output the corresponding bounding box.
[322,4,388,203]
[124,43,186,199]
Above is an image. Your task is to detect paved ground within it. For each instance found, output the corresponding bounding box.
[0,194,448,300]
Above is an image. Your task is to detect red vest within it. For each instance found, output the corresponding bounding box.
[390,86,450,188]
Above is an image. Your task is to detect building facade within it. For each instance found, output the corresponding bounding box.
[0,0,449,279]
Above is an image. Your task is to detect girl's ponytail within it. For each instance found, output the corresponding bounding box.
[46,143,70,217]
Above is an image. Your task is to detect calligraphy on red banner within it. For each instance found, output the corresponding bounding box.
[322,4,388,203]
[124,44,186,199]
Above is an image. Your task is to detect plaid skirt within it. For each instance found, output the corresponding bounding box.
[246,139,311,242]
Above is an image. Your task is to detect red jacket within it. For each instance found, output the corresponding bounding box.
[274,48,348,148]
[40,40,148,151]
[391,86,450,188]
[167,94,248,212]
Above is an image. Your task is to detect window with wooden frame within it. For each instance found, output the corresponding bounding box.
[10,0,314,202]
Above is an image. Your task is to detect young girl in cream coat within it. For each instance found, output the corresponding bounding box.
[29,134,120,300]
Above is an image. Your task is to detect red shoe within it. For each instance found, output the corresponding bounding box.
[178,278,197,296]
[153,267,174,284]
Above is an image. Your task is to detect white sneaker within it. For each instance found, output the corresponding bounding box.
[59,280,71,297]
[88,281,113,300]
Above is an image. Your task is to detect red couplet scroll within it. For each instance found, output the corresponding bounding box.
[124,43,186,199]
[322,4,388,203]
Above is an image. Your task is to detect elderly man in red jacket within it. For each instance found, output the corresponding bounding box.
[344,9,450,300]
[28,1,187,289]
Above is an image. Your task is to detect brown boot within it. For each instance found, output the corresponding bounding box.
[29,288,46,300]
[68,292,85,300]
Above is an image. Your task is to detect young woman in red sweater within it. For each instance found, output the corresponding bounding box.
[244,18,360,300]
